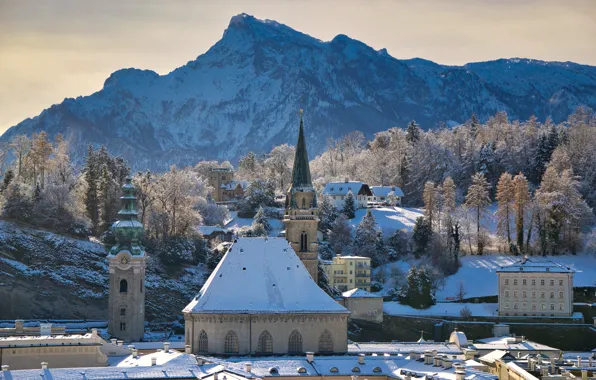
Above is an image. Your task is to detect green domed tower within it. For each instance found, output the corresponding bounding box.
[107,177,146,342]
[109,177,145,256]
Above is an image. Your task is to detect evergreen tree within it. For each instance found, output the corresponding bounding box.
[400,266,434,309]
[342,190,356,219]
[465,172,491,255]
[329,214,352,256]
[98,164,114,233]
[412,217,432,258]
[353,209,380,265]
[512,173,530,253]
[319,194,340,233]
[253,206,271,233]
[470,113,480,139]
[496,172,514,246]
[84,146,100,234]
[405,120,421,144]
[0,169,14,193]
[388,229,409,260]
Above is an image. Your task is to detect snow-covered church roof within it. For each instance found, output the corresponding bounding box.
[183,238,349,314]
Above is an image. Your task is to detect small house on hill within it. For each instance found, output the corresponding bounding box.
[369,186,404,206]
[322,181,372,210]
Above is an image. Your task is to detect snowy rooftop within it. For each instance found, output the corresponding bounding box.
[471,336,560,352]
[497,258,574,274]
[348,342,463,355]
[0,333,98,347]
[370,186,405,197]
[342,288,383,298]
[183,238,349,314]
[198,226,231,236]
[0,353,201,379]
[221,180,248,190]
[323,181,367,196]
[204,354,494,380]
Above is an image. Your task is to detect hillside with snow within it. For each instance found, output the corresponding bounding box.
[0,221,205,322]
[2,13,596,169]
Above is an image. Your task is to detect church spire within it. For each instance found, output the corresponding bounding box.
[290,109,313,189]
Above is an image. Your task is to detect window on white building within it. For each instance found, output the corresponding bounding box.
[550,304,555,310]
[505,290,509,297]
[513,303,518,309]
[532,279,536,286]
[522,279,527,285]
[541,292,545,299]
[550,292,554,299]
[559,304,564,310]
[514,279,518,285]
[559,291,563,299]
[505,279,509,285]
[522,291,526,298]
[541,304,546,310]
[531,304,536,310]
[513,291,518,298]
[532,291,536,298]
[559,280,563,286]
[505,303,510,309]
[541,280,545,286]
[550,280,554,286]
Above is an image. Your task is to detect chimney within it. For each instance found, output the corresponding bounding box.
[41,362,48,370]
[185,345,191,354]
[517,352,522,359]
[151,357,157,366]
[110,338,117,345]
[409,352,418,360]
[358,354,365,364]
[443,359,452,369]
[117,340,124,346]
[306,352,314,363]
[164,342,170,353]
[132,349,138,358]
[197,358,204,366]
[15,319,24,332]
[464,349,477,360]
[581,370,588,380]
[455,369,465,380]
[245,363,252,373]
[576,356,582,367]
[529,359,535,371]
[541,367,549,377]
[1,365,9,372]
[91,328,98,337]
[434,356,441,367]
[128,344,135,352]
[424,351,433,365]
[588,357,593,367]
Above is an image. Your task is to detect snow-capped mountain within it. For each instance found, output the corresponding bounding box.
[2,13,596,169]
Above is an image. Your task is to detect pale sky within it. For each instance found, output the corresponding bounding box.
[1,0,595,135]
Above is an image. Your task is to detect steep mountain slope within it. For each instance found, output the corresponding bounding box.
[2,13,595,169]
[0,221,205,322]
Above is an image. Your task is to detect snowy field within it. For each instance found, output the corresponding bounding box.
[384,302,498,317]
[351,207,424,237]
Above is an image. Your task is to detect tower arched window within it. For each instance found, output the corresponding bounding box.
[258,330,273,354]
[224,330,239,354]
[119,279,128,293]
[198,330,208,353]
[318,330,334,353]
[302,197,306,209]
[300,232,308,252]
[288,330,303,354]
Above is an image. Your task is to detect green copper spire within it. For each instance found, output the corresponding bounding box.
[109,177,145,256]
[290,109,313,189]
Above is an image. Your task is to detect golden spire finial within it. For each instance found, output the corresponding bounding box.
[300,109,303,116]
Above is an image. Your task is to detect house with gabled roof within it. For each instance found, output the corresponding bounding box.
[322,180,372,210]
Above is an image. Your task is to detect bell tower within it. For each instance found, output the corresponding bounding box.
[107,178,146,342]
[284,110,319,282]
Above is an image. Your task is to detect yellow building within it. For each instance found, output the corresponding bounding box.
[324,255,371,292]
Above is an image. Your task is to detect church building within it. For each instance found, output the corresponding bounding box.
[284,110,319,281]
[107,178,147,342]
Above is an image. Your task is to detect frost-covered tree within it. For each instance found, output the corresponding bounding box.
[423,181,438,230]
[9,135,30,177]
[253,206,271,234]
[496,172,514,246]
[412,217,432,258]
[442,176,457,233]
[342,190,356,219]
[264,144,294,192]
[318,194,340,233]
[465,172,491,255]
[405,120,421,144]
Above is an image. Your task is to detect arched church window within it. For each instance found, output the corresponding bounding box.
[120,279,128,293]
[258,330,273,354]
[224,330,239,354]
[140,279,143,293]
[288,330,303,354]
[302,197,306,209]
[120,307,126,316]
[318,330,334,352]
[300,232,308,252]
[198,330,208,353]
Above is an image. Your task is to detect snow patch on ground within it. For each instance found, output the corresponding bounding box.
[351,207,424,236]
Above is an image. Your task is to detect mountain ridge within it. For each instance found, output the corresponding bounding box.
[2,13,595,169]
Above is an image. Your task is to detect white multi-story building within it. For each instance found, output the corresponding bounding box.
[497,258,574,317]
[369,186,404,206]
